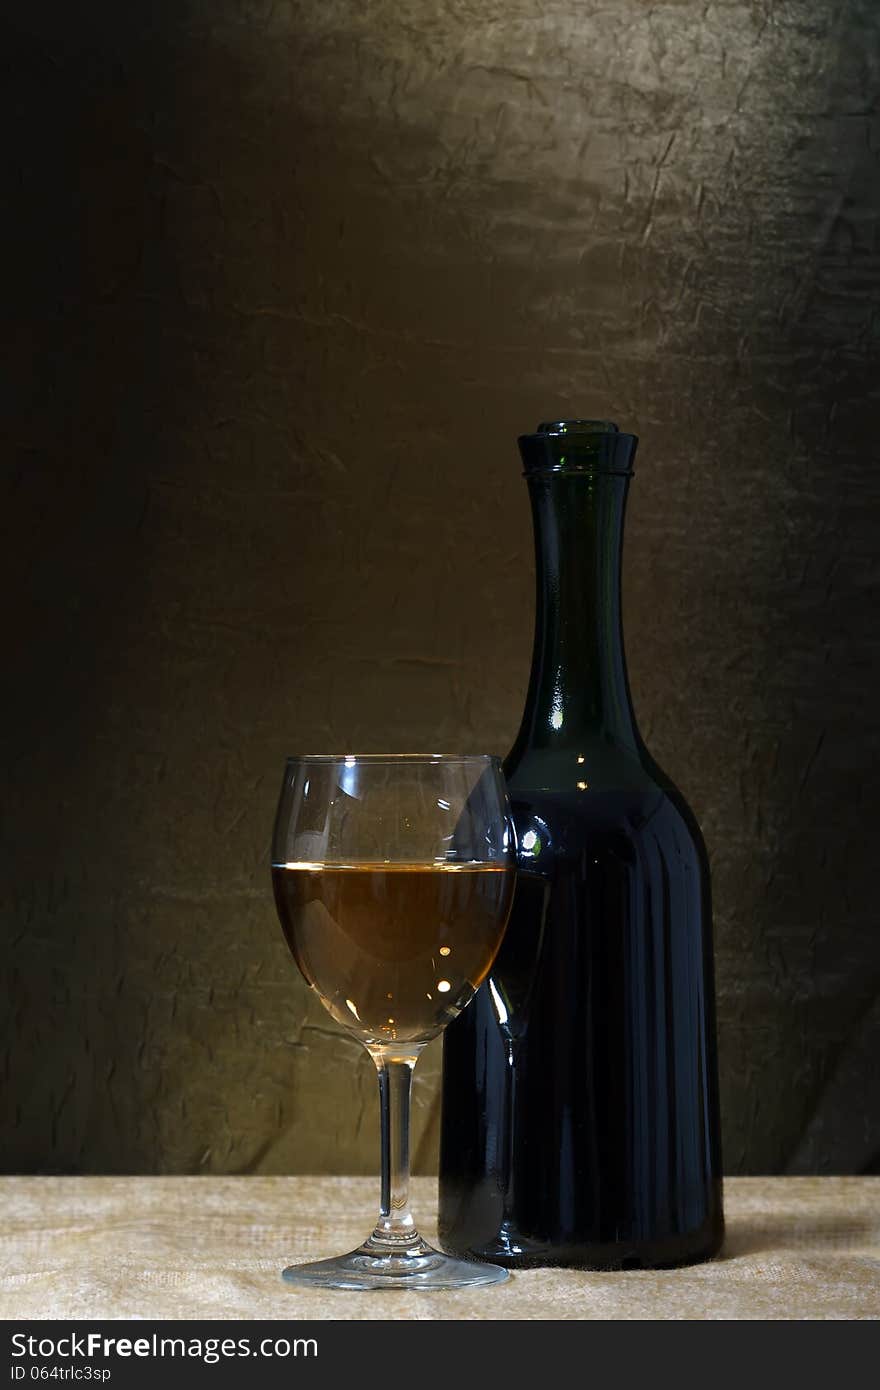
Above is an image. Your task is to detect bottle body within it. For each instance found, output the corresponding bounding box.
[438,422,724,1268]
[439,752,724,1267]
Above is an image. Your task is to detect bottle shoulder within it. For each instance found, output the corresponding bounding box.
[504,745,708,872]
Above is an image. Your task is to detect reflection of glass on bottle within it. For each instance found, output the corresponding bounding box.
[439,421,725,1270]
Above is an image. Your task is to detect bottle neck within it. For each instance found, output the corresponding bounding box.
[511,471,639,757]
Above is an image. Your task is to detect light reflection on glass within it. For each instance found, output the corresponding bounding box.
[339,761,359,797]
[488,978,508,1027]
[550,670,564,730]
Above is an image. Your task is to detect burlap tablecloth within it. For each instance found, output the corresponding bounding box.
[1,1176,877,1320]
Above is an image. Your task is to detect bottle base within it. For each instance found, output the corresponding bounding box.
[440,1216,726,1272]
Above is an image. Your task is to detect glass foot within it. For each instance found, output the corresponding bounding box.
[282,1234,509,1290]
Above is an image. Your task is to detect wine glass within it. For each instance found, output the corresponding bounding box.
[271,753,515,1290]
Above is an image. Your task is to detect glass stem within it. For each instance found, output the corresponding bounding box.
[367,1046,423,1249]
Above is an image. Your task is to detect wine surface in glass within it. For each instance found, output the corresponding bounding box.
[272,862,513,1045]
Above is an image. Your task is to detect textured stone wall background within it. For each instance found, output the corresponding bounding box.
[3,0,878,1176]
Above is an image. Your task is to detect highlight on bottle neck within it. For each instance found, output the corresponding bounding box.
[518,419,637,477]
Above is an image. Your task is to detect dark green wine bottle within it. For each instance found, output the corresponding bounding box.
[439,421,724,1268]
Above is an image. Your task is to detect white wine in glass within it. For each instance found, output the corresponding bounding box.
[271,754,515,1290]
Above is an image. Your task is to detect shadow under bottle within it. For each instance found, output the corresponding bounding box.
[439,421,724,1268]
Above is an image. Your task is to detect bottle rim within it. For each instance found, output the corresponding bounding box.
[518,419,637,476]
